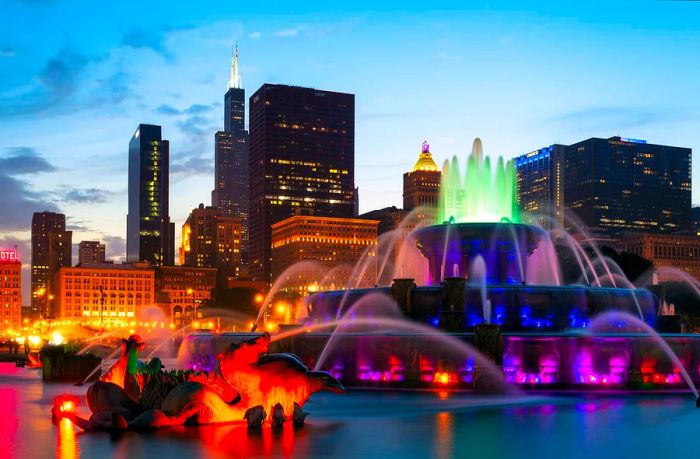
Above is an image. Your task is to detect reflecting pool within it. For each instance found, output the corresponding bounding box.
[1,363,697,458]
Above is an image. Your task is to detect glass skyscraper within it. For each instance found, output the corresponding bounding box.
[127,124,174,266]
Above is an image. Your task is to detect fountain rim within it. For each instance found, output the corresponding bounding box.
[306,284,657,297]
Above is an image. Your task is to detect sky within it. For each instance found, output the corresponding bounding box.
[1,1,700,303]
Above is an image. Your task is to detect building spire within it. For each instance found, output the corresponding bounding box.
[228,43,242,89]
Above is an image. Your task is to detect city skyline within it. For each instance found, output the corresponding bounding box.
[2,1,700,301]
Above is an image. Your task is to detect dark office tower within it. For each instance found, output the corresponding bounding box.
[127,124,174,266]
[248,84,355,283]
[31,211,72,318]
[78,240,106,265]
[515,137,692,235]
[212,45,249,268]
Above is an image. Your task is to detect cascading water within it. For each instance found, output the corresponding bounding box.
[437,138,519,225]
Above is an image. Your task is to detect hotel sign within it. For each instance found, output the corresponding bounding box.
[0,249,19,262]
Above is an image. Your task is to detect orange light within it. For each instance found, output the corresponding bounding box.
[60,401,74,413]
[254,293,265,304]
[434,372,454,385]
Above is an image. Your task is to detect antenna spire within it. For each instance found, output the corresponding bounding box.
[228,43,242,89]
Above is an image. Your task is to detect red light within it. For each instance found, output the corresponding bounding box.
[53,394,79,414]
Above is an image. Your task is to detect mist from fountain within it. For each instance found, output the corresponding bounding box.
[586,311,699,398]
[255,260,324,326]
[313,292,403,372]
[277,315,513,394]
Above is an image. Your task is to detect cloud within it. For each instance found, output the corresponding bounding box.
[274,26,304,38]
[37,48,95,101]
[59,187,113,204]
[157,104,181,116]
[121,27,172,59]
[548,106,688,132]
[1,47,133,117]
[0,147,56,174]
[249,31,261,40]
[0,48,15,57]
[0,148,58,231]
[102,235,126,262]
[176,115,214,137]
[171,156,213,176]
[157,103,215,116]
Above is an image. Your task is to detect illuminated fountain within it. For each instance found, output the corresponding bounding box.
[176,138,699,396]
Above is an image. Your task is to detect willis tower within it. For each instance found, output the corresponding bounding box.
[212,45,249,272]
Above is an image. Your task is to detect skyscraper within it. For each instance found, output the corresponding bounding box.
[403,141,442,223]
[127,124,174,266]
[180,203,242,277]
[31,211,72,318]
[78,240,106,265]
[248,84,355,283]
[514,137,692,235]
[212,46,249,268]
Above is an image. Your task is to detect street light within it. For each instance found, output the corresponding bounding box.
[186,288,196,325]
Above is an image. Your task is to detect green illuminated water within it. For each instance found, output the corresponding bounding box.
[436,138,520,224]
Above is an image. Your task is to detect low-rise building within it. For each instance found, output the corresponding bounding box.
[271,215,379,295]
[0,248,22,330]
[54,262,154,322]
[155,265,217,326]
[621,233,700,282]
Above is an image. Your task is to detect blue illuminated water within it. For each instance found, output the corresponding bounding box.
[0,363,696,458]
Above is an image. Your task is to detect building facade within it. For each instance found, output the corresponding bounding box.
[127,124,174,266]
[31,211,72,318]
[0,249,22,330]
[249,84,356,283]
[403,141,442,224]
[78,241,106,265]
[514,145,565,227]
[212,46,249,266]
[271,215,378,294]
[515,137,691,235]
[54,263,155,322]
[155,266,217,326]
[180,204,242,277]
[622,233,700,282]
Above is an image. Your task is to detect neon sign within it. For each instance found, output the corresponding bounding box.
[0,250,19,262]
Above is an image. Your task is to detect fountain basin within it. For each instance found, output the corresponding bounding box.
[414,222,547,284]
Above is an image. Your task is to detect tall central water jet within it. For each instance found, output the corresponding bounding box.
[437,138,519,225]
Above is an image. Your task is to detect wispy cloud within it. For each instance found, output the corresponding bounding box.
[249,31,261,40]
[548,106,690,132]
[0,147,58,231]
[274,25,305,38]
[58,187,114,204]
[121,27,173,60]
[157,103,216,116]
[0,47,16,57]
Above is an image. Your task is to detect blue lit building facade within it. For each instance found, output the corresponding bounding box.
[515,137,691,235]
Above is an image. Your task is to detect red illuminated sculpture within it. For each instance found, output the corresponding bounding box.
[52,333,344,431]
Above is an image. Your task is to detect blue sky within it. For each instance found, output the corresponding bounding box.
[2,1,699,301]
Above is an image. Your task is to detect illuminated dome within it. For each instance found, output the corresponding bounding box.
[411,141,439,172]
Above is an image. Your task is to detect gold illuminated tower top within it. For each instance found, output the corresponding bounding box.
[412,141,439,172]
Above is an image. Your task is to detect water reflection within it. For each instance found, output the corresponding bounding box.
[56,418,79,459]
[434,412,454,459]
